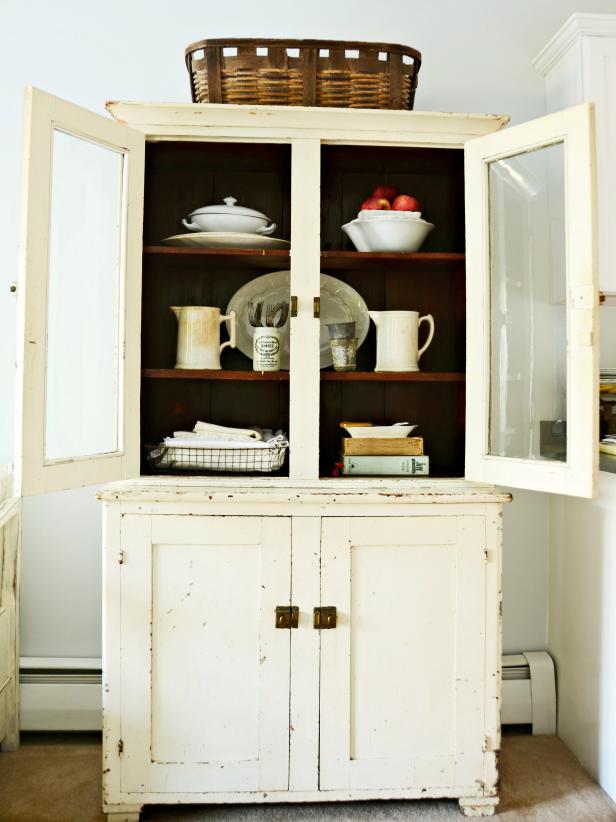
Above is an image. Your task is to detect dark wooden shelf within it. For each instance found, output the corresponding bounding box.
[143,246,464,273]
[320,251,465,273]
[142,368,464,383]
[142,369,289,381]
[321,371,465,382]
[143,246,290,270]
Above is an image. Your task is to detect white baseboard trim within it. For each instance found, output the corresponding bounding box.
[20,683,101,731]
[19,658,102,731]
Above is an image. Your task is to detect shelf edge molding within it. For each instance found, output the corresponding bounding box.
[142,369,465,382]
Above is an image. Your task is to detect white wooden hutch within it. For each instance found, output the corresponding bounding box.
[13,88,599,819]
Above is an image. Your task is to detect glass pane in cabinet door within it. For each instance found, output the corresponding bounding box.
[44,130,125,463]
[488,142,567,462]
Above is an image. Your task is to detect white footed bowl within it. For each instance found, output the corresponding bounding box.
[342,216,434,253]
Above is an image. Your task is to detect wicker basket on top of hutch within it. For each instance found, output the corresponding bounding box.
[13,88,599,818]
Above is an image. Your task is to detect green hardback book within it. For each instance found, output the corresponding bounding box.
[342,455,430,476]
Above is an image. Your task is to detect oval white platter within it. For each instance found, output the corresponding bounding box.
[226,270,369,370]
[161,232,290,250]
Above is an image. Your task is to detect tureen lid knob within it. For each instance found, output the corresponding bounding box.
[224,196,237,206]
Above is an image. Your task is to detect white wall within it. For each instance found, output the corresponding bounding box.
[549,471,616,800]
[3,0,616,660]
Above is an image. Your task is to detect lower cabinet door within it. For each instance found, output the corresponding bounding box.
[119,514,292,794]
[319,516,487,792]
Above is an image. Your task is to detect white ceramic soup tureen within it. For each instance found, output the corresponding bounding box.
[182,196,277,235]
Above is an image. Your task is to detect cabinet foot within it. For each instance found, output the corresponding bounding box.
[459,797,499,816]
[0,677,20,751]
[103,804,143,822]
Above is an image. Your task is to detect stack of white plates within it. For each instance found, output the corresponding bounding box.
[161,232,290,250]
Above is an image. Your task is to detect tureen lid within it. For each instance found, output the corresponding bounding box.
[189,196,270,221]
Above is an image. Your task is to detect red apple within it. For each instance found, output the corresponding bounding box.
[372,184,399,201]
[360,196,391,210]
[392,194,420,212]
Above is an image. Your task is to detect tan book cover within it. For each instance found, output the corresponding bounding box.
[341,437,424,456]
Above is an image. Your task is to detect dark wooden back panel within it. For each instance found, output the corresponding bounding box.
[144,142,292,244]
[319,144,466,477]
[141,141,292,476]
[321,145,465,252]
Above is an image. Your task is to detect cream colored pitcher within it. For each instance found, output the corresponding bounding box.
[171,306,236,369]
[369,310,435,372]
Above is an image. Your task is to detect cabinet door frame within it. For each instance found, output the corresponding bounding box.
[15,87,144,496]
[465,103,599,497]
[118,513,292,794]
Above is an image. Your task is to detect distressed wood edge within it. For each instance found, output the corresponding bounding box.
[0,504,21,751]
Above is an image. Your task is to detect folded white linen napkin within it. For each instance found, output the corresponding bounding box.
[164,430,287,450]
[193,421,263,440]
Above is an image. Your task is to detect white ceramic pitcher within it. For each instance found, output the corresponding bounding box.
[369,310,435,372]
[171,306,236,370]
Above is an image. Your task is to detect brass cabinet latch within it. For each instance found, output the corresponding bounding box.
[290,296,298,317]
[275,605,299,629]
[313,606,337,629]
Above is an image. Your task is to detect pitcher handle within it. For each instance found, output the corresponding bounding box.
[418,314,435,360]
[182,218,201,232]
[220,310,237,353]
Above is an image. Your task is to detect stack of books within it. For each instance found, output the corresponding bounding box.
[340,428,429,476]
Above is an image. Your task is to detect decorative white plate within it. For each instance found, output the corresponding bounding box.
[342,423,417,438]
[161,232,290,250]
[226,270,369,370]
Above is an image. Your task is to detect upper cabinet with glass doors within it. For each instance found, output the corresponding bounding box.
[15,89,598,498]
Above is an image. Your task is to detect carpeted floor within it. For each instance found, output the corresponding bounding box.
[1,732,615,821]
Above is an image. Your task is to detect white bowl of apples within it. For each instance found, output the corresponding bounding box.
[342,185,434,252]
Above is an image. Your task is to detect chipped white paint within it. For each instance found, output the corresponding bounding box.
[0,496,21,752]
[103,493,503,817]
[118,515,291,794]
[105,101,509,146]
[320,516,487,791]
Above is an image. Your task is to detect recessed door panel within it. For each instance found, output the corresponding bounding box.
[120,515,291,794]
[320,516,486,791]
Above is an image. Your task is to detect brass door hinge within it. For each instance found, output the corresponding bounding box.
[290,296,298,317]
[118,550,125,565]
[118,739,124,756]
[275,605,299,629]
[313,606,337,629]
[313,296,320,318]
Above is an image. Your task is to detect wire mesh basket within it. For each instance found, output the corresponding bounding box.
[146,441,288,475]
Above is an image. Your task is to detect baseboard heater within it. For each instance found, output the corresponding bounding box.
[19,653,556,733]
[19,657,102,731]
[501,651,556,734]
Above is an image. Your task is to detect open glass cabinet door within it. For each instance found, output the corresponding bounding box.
[465,104,598,497]
[15,88,144,496]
